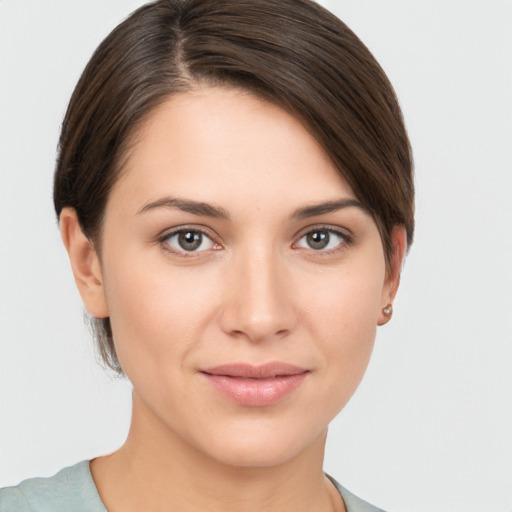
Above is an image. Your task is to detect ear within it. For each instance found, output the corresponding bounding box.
[60,208,109,319]
[378,225,407,326]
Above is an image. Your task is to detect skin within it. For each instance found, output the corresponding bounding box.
[60,86,406,512]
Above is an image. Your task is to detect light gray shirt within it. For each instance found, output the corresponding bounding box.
[0,461,386,512]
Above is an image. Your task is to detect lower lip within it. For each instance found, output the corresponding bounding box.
[202,372,308,406]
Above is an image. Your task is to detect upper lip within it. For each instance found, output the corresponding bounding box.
[201,362,309,379]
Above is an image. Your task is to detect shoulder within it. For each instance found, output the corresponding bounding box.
[0,461,106,512]
[327,474,388,512]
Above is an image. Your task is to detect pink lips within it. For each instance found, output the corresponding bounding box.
[200,363,309,406]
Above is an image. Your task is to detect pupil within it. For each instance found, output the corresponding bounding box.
[179,231,202,251]
[307,231,329,250]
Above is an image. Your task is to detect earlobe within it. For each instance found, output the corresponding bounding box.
[378,225,407,326]
[59,208,109,319]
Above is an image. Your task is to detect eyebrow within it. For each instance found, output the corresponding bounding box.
[291,199,367,219]
[137,197,230,219]
[137,196,365,221]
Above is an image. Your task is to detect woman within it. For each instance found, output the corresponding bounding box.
[0,0,413,510]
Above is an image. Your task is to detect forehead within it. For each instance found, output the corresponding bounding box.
[110,86,355,215]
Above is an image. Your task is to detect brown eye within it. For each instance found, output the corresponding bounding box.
[306,231,329,250]
[296,229,346,251]
[178,231,202,251]
[164,230,214,253]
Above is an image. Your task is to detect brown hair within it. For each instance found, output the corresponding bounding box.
[54,0,414,374]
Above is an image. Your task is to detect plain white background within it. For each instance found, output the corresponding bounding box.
[0,1,511,511]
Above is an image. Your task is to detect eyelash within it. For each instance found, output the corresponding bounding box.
[293,226,353,256]
[157,225,353,257]
[158,226,220,258]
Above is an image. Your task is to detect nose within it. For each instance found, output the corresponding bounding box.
[219,247,298,343]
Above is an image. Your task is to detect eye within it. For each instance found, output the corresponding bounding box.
[163,229,216,253]
[295,229,347,251]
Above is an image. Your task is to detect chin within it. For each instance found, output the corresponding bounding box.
[192,420,328,469]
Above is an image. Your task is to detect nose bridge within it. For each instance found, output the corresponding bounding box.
[220,243,296,342]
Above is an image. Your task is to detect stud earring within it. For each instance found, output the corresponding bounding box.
[382,304,393,316]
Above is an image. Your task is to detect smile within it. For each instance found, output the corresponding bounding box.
[200,363,309,407]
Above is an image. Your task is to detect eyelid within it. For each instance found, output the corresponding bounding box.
[292,224,354,253]
[157,223,219,240]
[155,223,353,257]
[292,223,353,242]
[157,225,223,255]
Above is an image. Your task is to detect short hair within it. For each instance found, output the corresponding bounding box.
[54,0,414,374]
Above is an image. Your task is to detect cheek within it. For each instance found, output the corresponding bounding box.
[102,253,220,375]
[300,257,385,338]
[298,260,385,404]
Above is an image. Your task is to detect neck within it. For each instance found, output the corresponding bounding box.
[91,391,345,512]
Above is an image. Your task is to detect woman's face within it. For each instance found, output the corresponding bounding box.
[81,87,400,467]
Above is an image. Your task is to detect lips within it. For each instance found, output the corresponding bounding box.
[200,363,309,406]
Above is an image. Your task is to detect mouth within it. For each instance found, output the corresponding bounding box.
[200,362,309,406]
